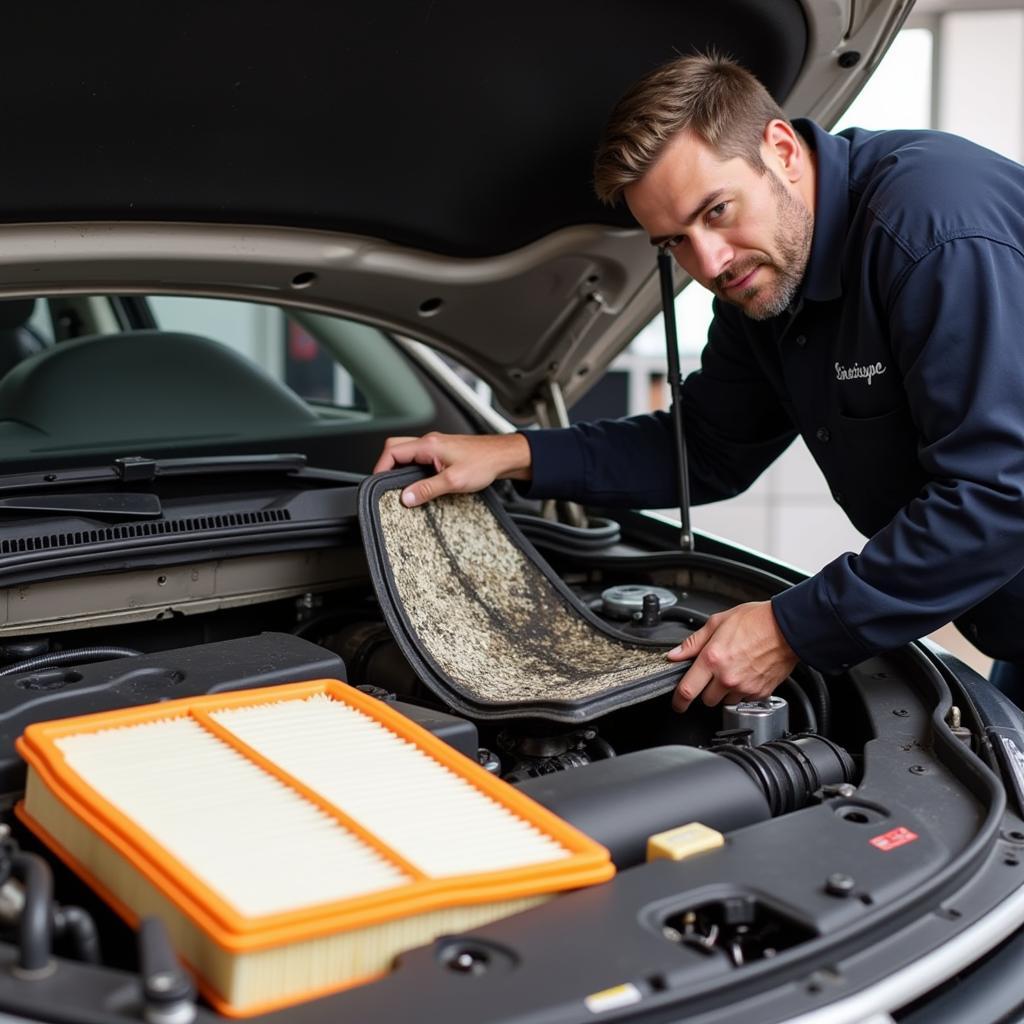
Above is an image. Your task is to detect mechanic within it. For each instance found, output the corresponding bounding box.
[374,53,1024,712]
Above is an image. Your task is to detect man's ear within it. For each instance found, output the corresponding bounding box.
[762,119,805,184]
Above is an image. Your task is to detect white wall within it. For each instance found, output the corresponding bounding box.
[938,10,1024,161]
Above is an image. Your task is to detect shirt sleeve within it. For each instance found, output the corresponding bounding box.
[773,237,1024,670]
[522,300,796,508]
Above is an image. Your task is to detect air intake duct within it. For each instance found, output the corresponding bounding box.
[713,735,855,817]
[516,736,855,868]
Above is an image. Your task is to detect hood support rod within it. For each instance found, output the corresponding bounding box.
[657,249,694,551]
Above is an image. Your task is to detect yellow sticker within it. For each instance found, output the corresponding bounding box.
[584,982,642,1014]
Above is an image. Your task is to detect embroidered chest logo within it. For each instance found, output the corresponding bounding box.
[835,360,888,386]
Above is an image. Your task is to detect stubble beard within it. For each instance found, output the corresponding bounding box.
[716,172,814,322]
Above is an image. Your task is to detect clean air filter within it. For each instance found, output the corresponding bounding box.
[16,680,613,1016]
[360,468,683,723]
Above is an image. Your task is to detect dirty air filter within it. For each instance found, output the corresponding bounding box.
[359,468,684,722]
[16,680,612,1016]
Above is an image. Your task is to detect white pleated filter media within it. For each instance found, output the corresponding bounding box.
[210,693,570,876]
[54,715,410,917]
[54,694,571,919]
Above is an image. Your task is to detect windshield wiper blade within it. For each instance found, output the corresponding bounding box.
[114,454,307,483]
[0,454,309,495]
[0,493,162,520]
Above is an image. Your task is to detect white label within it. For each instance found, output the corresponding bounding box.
[834,360,888,385]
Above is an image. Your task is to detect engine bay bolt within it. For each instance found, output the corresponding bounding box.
[892,708,910,717]
[447,949,489,974]
[149,971,177,992]
[944,705,974,747]
[825,873,856,897]
[909,764,928,775]
[818,782,857,800]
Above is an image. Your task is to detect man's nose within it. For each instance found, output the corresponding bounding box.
[683,233,733,283]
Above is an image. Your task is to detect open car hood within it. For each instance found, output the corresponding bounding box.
[0,0,913,416]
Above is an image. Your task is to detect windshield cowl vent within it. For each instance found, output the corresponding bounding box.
[0,509,293,555]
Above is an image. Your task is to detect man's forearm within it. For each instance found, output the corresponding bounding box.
[493,432,533,481]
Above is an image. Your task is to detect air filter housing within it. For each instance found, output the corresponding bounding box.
[360,468,683,722]
[16,680,613,1016]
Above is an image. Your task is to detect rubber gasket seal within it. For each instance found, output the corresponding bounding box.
[358,468,686,723]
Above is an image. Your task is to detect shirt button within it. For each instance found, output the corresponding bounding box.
[816,427,831,442]
[833,490,845,504]
[795,334,807,347]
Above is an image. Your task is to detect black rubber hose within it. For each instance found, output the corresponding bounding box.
[509,513,621,552]
[10,852,53,973]
[0,647,142,678]
[587,736,617,760]
[659,606,706,627]
[793,665,831,737]
[53,905,101,965]
[777,677,818,734]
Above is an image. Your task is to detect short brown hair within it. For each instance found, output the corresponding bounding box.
[593,52,787,205]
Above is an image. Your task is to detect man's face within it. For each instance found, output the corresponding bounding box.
[623,127,814,321]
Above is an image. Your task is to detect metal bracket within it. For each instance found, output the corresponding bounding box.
[531,380,587,528]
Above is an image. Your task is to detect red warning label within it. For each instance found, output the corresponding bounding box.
[870,827,919,852]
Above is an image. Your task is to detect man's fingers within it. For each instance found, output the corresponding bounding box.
[700,676,742,708]
[371,437,418,474]
[402,468,462,507]
[666,622,711,662]
[672,656,714,713]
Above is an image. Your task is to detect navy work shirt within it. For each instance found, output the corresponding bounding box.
[522,119,1024,672]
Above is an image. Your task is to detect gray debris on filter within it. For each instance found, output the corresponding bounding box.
[377,490,672,703]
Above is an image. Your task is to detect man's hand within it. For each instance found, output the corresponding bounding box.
[667,601,797,712]
[372,432,532,507]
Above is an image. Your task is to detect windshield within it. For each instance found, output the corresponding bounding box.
[0,296,437,469]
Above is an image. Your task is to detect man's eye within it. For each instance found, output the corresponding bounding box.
[663,236,683,249]
[707,202,729,222]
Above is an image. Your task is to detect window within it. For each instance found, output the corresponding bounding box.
[0,295,436,464]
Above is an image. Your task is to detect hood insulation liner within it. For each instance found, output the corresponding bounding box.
[360,469,682,722]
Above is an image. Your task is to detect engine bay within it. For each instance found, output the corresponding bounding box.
[0,461,1016,1022]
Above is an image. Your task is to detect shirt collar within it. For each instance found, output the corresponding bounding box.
[793,118,849,304]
